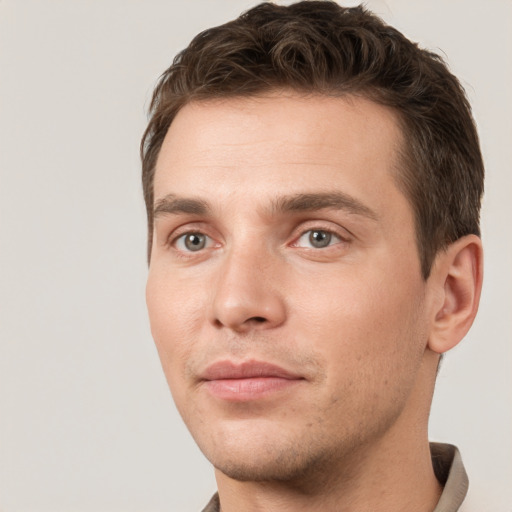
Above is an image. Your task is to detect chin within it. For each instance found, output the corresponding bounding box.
[193,420,346,484]
[210,446,328,483]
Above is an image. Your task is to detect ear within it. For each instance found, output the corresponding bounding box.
[427,234,483,354]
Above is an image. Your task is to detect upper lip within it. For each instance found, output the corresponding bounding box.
[200,360,303,381]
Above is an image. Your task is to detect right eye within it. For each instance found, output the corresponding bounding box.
[295,229,343,249]
[174,232,212,252]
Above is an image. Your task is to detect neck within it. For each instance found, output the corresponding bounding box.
[214,352,442,512]
[215,436,441,512]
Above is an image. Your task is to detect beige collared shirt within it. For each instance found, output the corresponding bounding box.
[431,443,469,511]
[202,443,470,512]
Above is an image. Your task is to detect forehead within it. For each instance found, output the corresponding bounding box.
[153,92,407,219]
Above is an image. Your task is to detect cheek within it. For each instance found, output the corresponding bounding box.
[292,264,427,379]
[290,271,427,435]
[146,271,205,376]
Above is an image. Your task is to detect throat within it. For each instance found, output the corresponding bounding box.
[213,438,443,512]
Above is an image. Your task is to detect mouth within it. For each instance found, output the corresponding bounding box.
[199,360,305,402]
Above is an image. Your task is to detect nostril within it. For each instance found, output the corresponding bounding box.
[213,316,267,328]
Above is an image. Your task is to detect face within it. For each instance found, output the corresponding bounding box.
[146,92,433,482]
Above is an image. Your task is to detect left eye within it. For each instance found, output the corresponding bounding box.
[295,230,342,249]
[174,232,212,252]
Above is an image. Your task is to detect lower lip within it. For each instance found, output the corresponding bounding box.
[203,377,302,401]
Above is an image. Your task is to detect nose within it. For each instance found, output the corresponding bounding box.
[210,245,287,332]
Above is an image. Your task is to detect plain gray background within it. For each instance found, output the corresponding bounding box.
[1,1,511,510]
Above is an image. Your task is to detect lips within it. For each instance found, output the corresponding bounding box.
[200,360,304,401]
[201,360,301,380]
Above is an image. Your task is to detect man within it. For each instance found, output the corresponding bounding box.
[141,2,484,511]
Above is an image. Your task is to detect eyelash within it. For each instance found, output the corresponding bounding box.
[292,228,346,249]
[167,224,351,256]
[174,232,214,251]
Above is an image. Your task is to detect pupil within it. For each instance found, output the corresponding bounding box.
[310,230,331,248]
[185,233,205,251]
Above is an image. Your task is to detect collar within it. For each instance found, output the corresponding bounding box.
[431,443,469,512]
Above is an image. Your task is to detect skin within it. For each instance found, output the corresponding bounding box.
[146,92,483,511]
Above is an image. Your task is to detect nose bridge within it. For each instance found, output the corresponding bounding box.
[211,235,286,330]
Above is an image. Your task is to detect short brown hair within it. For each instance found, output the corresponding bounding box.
[141,0,484,278]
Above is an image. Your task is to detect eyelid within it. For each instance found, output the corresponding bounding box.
[164,221,220,249]
[290,221,353,246]
[162,219,351,253]
[173,232,214,252]
[295,229,342,248]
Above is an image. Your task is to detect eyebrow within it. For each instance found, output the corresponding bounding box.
[153,191,378,221]
[271,192,379,220]
[154,194,210,218]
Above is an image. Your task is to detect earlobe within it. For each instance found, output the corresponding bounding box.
[428,235,483,354]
